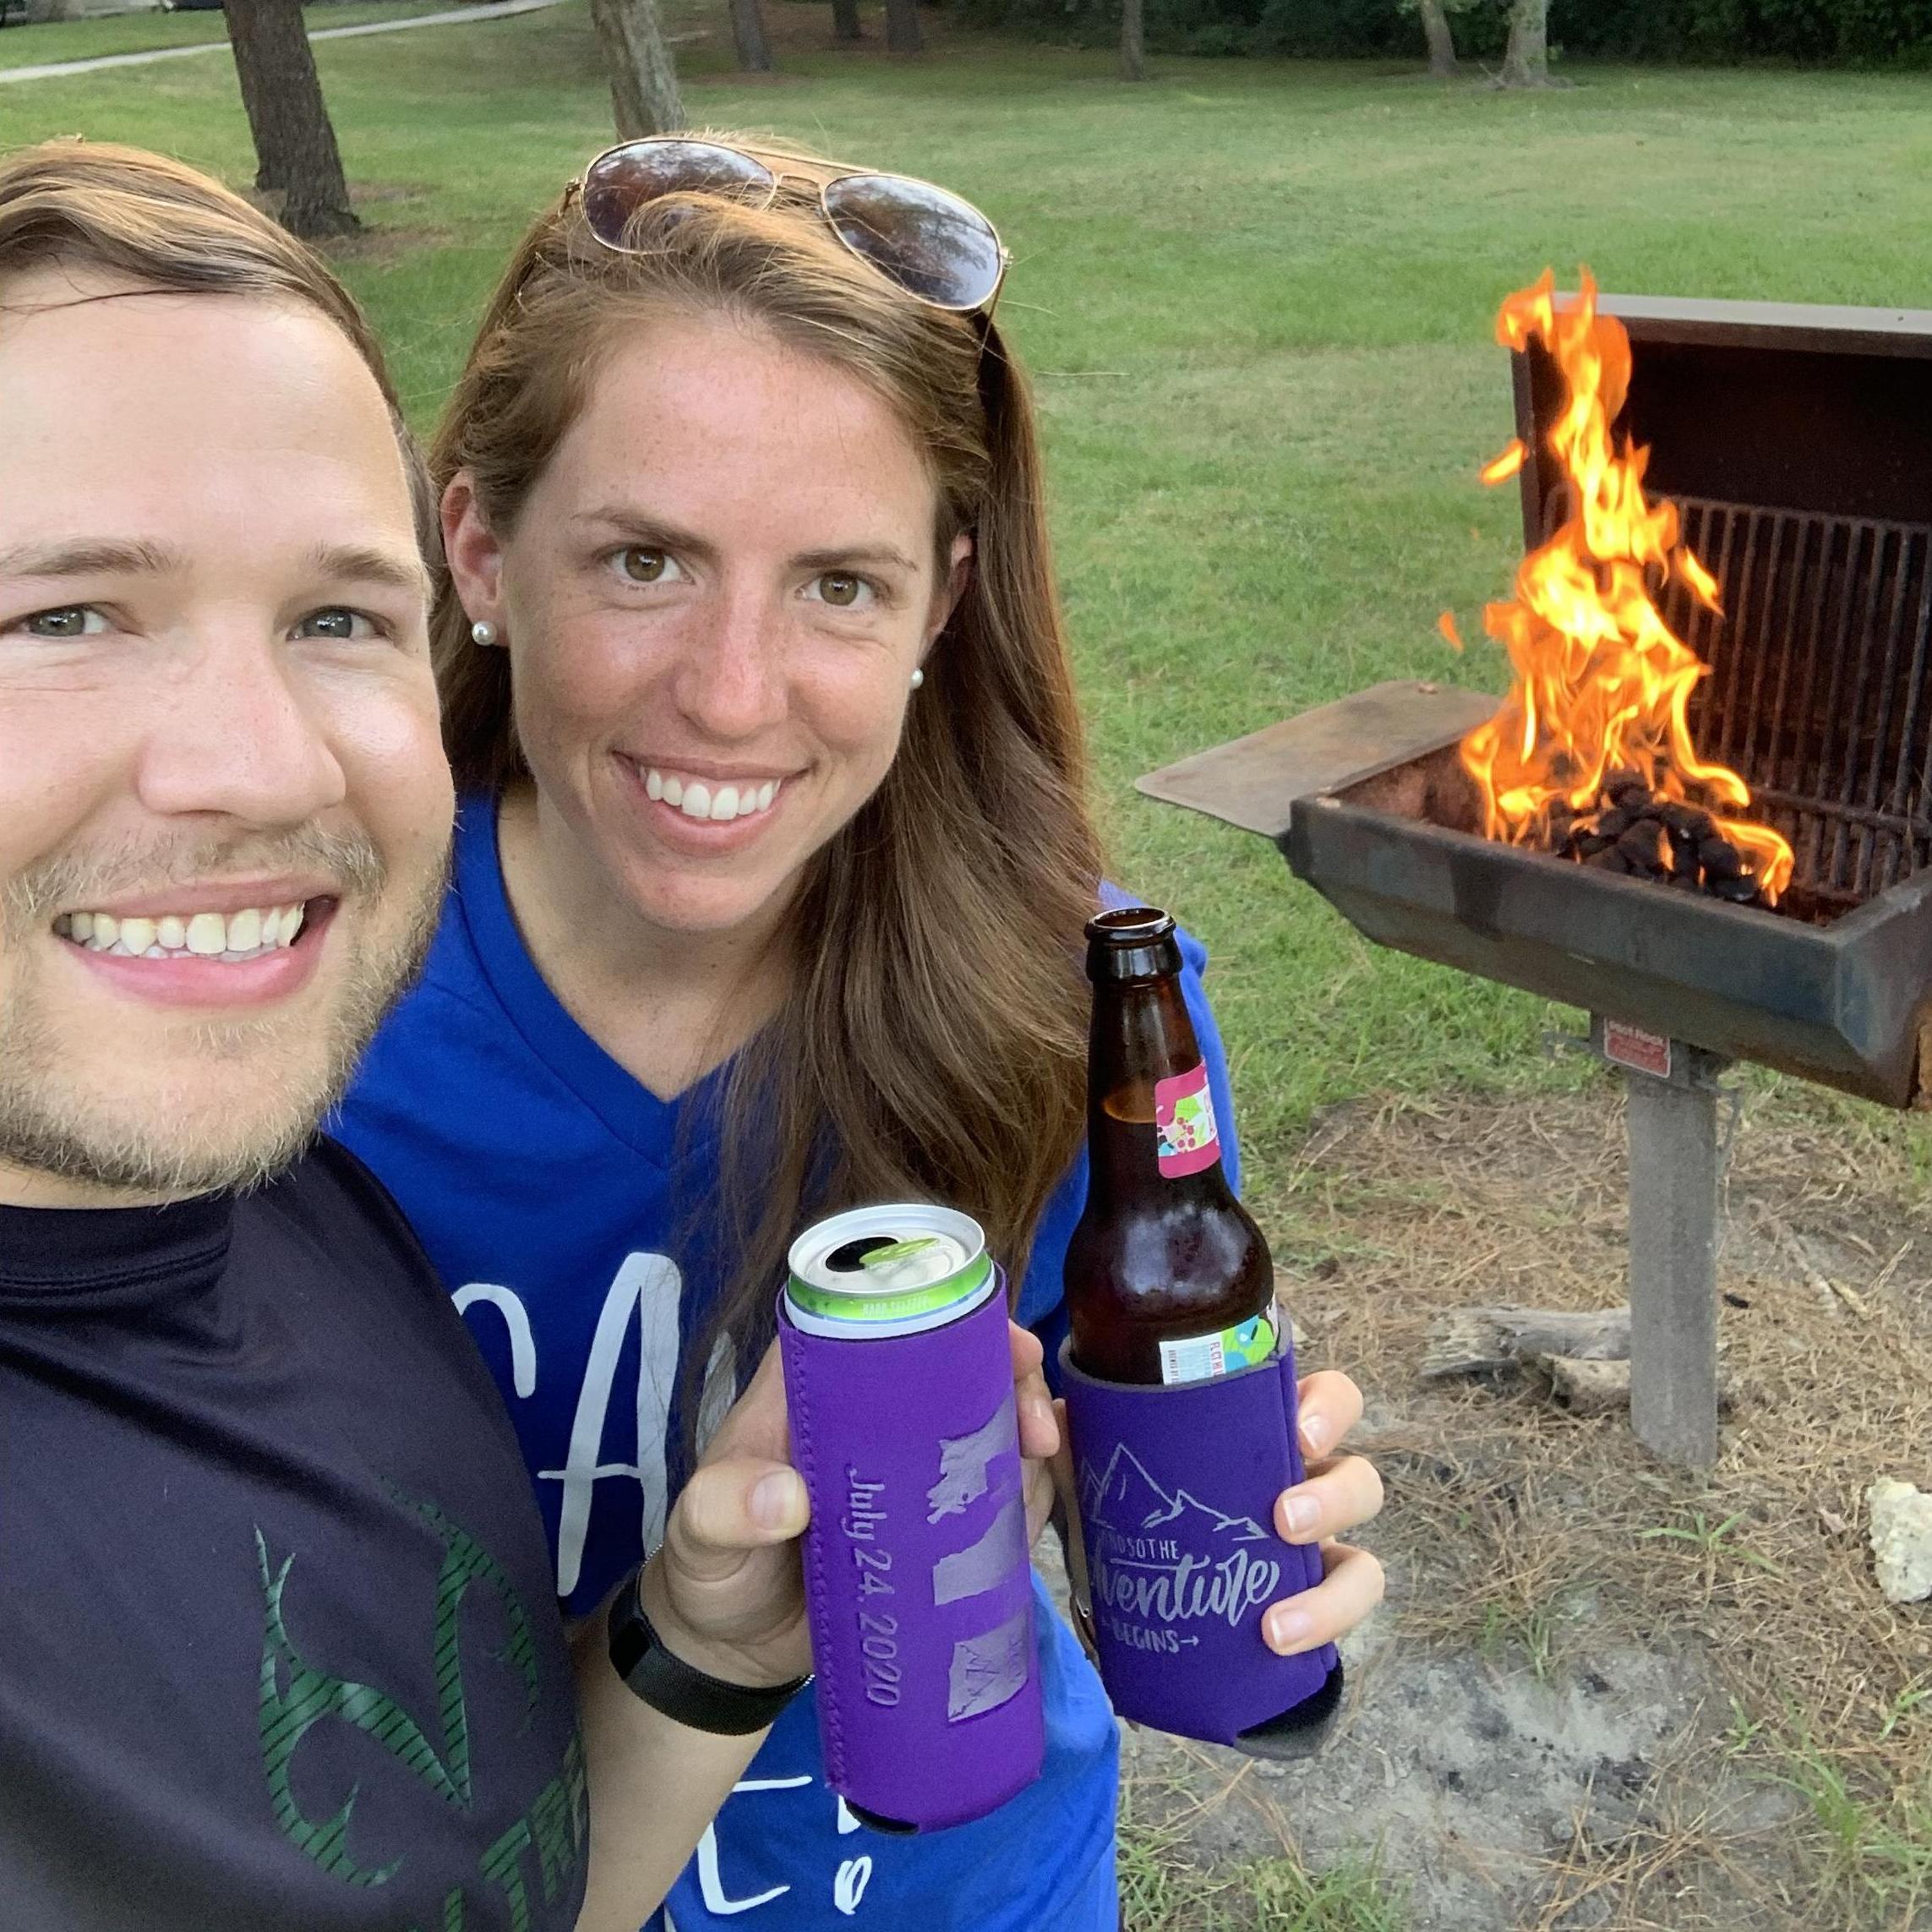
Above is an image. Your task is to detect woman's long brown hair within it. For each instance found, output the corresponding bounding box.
[429,143,1104,1426]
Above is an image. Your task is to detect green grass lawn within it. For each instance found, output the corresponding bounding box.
[0,0,448,70]
[14,19,1932,1165]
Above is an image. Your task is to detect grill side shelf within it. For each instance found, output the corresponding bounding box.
[1133,680,1497,839]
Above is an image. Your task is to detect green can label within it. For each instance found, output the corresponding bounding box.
[784,1250,993,1327]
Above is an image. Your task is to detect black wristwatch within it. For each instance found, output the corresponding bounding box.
[608,1566,810,1736]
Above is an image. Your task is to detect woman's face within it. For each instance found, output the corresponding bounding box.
[446,312,967,938]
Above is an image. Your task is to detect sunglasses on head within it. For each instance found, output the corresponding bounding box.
[571,138,1010,317]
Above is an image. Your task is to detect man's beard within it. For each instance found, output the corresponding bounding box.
[0,826,446,1198]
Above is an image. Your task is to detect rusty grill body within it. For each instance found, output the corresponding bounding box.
[1138,293,1932,1467]
[1284,296,1932,1107]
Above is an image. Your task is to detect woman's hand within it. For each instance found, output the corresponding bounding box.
[640,1321,1078,1694]
[1040,1346,1386,1662]
[576,1347,812,1932]
[1011,1322,1062,1547]
[639,1344,811,1690]
[1262,1368,1386,1657]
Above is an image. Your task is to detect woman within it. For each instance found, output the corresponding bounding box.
[336,135,1385,1930]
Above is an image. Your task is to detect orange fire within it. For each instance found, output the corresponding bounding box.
[1455,269,1793,903]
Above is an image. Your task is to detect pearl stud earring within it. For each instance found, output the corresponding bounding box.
[471,620,499,648]
[909,667,925,690]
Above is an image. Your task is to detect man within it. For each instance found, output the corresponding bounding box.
[0,141,814,1932]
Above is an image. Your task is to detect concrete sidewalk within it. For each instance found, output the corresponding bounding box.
[0,0,566,84]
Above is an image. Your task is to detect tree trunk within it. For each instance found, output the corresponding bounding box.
[831,0,862,40]
[222,0,357,235]
[588,0,685,135]
[226,2,287,195]
[1498,0,1549,85]
[1418,0,1457,74]
[1119,0,1146,79]
[883,0,920,53]
[730,0,774,69]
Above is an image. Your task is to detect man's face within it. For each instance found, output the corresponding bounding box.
[0,270,453,1205]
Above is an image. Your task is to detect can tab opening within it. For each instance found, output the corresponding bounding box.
[827,1236,897,1272]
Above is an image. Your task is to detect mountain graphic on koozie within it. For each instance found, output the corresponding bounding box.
[1080,1444,1268,1542]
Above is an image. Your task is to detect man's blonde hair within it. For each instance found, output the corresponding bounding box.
[0,140,432,548]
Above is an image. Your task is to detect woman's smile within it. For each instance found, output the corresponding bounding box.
[616,751,795,847]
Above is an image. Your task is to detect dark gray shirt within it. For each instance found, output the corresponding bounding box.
[0,1139,588,1931]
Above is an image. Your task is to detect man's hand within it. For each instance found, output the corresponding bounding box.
[640,1345,811,1691]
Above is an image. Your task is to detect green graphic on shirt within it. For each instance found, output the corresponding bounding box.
[402,1744,590,1932]
[255,1490,544,1890]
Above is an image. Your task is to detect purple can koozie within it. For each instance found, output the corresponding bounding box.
[1060,1339,1343,1753]
[778,1209,1045,1832]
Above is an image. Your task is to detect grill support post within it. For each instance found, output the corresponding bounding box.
[1596,1020,1731,1469]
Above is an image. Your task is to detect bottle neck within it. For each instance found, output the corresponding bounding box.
[1084,976,1232,1203]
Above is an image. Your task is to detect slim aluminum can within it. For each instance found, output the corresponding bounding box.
[777,1205,1045,1832]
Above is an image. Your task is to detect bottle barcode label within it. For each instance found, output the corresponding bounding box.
[1158,1307,1278,1386]
[1154,1063,1221,1178]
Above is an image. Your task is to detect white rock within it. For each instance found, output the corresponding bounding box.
[1865,1479,1932,1605]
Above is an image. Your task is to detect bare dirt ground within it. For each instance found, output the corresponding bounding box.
[1110,1070,1932,1929]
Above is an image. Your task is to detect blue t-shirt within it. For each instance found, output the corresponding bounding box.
[334,794,1242,1932]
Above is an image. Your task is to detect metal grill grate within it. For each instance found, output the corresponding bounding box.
[1658,499,1932,910]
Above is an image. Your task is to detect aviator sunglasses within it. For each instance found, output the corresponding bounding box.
[573,138,1010,316]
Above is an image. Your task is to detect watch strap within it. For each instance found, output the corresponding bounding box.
[608,1569,810,1736]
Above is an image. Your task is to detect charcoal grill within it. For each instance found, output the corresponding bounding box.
[1141,294,1932,1467]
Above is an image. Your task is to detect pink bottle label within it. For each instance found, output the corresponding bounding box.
[1154,1063,1221,1177]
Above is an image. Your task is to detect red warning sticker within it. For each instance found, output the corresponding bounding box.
[1602,1021,1672,1079]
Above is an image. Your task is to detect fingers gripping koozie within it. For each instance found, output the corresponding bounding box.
[1059,1340,1342,1749]
[778,1273,1045,1832]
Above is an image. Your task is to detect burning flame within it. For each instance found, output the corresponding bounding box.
[1456,269,1794,903]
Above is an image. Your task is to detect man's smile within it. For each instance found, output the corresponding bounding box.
[46,888,341,1012]
[57,898,314,961]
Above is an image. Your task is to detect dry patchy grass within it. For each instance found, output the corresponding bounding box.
[1251,1072,1932,1926]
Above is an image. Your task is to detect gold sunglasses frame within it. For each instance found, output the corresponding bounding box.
[567,137,1012,319]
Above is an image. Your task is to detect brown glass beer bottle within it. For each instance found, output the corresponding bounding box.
[1066,907,1277,1385]
[1064,904,1344,1752]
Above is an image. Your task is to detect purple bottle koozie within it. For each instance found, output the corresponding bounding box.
[1059,1339,1343,1751]
[778,1271,1045,1831]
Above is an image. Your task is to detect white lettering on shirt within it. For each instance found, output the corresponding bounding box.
[696,1831,788,1915]
[834,1857,873,1916]
[537,1251,682,1596]
[451,1253,680,1599]
[694,1774,813,1913]
[451,1283,538,1398]
[457,1255,737,1600]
